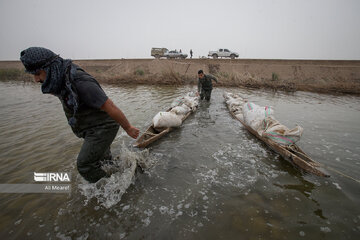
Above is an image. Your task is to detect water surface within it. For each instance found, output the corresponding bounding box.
[0,81,359,239]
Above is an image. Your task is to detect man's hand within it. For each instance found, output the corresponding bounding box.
[125,125,140,139]
[196,91,200,96]
[101,99,140,139]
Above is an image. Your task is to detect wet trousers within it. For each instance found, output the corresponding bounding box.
[200,89,212,101]
[77,124,119,183]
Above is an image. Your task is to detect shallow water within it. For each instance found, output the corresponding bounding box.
[0,81,359,239]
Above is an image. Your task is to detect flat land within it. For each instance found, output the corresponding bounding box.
[1,58,360,94]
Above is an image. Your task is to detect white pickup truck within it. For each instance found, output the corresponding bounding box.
[208,49,239,59]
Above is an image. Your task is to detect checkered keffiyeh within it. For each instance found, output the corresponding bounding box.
[20,47,79,127]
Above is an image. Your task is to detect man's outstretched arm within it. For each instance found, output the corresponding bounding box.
[209,74,218,83]
[101,98,139,139]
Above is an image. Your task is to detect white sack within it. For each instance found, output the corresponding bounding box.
[183,96,199,109]
[235,113,244,121]
[227,98,242,112]
[171,97,184,108]
[170,105,190,115]
[263,117,303,145]
[187,92,197,97]
[152,112,182,128]
[243,102,274,131]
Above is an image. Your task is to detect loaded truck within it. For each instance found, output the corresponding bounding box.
[208,49,239,59]
[151,48,169,59]
[151,48,188,59]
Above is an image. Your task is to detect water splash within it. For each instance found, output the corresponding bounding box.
[78,144,157,208]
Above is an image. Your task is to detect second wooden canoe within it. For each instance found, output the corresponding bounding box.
[224,94,329,177]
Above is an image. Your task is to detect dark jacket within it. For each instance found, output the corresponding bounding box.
[59,69,118,138]
[198,74,218,91]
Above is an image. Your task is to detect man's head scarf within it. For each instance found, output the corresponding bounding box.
[20,47,79,126]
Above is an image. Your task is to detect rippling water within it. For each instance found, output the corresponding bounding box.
[0,81,359,239]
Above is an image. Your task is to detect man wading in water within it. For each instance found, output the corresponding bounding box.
[197,70,218,101]
[20,47,139,183]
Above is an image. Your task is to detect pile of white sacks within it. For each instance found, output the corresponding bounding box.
[152,92,199,128]
[224,92,303,145]
[223,92,245,119]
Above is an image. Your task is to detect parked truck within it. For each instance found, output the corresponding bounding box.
[151,48,169,59]
[208,49,239,59]
[164,50,188,59]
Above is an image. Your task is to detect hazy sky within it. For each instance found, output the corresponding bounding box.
[1,0,359,60]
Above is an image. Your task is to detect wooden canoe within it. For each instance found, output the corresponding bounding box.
[134,107,196,148]
[225,99,329,177]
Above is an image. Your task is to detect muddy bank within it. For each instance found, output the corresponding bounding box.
[1,59,360,94]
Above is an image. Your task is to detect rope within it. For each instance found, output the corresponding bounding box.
[323,165,360,184]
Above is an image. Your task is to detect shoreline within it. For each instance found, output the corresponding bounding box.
[1,58,359,94]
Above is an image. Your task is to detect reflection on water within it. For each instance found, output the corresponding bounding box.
[0,81,360,239]
[273,175,328,220]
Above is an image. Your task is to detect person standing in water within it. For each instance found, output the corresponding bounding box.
[20,47,139,183]
[197,69,218,101]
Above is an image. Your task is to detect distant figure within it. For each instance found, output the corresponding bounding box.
[179,49,182,53]
[190,49,193,58]
[20,47,139,183]
[197,70,218,101]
